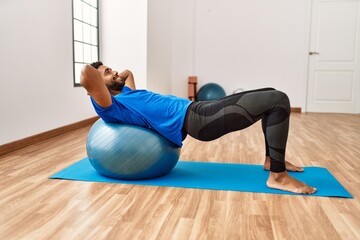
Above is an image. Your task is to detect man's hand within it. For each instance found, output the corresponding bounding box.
[119,69,136,90]
[118,69,131,81]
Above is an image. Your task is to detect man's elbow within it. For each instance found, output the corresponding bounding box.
[80,65,93,88]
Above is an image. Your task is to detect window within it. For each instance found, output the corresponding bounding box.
[72,0,99,86]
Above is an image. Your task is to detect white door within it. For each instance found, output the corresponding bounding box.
[307,0,360,113]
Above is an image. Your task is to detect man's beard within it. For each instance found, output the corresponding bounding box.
[107,81,125,92]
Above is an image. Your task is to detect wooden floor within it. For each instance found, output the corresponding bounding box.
[0,113,359,240]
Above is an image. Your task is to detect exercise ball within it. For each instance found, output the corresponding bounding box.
[86,119,180,180]
[197,83,226,101]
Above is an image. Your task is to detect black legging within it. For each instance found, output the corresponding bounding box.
[182,88,290,172]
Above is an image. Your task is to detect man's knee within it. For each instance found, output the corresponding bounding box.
[274,91,290,113]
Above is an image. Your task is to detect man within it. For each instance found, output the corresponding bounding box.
[81,61,316,194]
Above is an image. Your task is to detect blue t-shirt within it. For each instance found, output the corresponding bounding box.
[90,86,192,147]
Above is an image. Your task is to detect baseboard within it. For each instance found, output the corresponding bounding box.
[0,116,99,157]
[291,107,302,113]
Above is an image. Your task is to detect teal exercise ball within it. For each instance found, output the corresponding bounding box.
[86,119,180,180]
[197,83,226,101]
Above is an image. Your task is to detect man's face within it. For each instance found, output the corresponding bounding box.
[97,65,125,92]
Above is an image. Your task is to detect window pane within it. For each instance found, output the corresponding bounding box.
[90,7,97,26]
[91,26,97,45]
[73,0,82,20]
[74,42,84,62]
[92,46,98,63]
[74,20,83,41]
[84,44,92,63]
[83,3,91,23]
[91,0,97,8]
[74,63,84,84]
[83,23,91,44]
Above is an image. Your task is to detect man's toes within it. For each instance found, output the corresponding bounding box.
[305,187,316,194]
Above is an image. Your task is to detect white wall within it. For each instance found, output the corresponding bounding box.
[147,0,172,93]
[170,0,196,98]
[101,0,172,94]
[101,0,312,109]
[170,0,312,108]
[0,0,96,145]
[100,0,148,90]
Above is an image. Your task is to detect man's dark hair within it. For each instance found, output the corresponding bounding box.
[90,61,103,69]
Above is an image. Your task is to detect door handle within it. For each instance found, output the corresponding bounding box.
[309,52,319,55]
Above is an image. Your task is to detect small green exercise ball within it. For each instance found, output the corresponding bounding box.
[197,83,226,101]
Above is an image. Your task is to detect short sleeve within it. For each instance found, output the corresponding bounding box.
[122,86,132,93]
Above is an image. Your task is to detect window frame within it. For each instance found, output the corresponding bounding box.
[72,0,100,87]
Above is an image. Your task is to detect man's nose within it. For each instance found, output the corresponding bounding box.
[113,71,118,80]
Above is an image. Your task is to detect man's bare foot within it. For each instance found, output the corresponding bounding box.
[264,156,304,172]
[267,171,317,194]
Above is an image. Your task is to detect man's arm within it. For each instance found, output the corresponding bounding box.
[80,65,112,108]
[119,69,136,90]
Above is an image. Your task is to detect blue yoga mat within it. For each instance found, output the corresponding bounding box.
[49,158,352,198]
